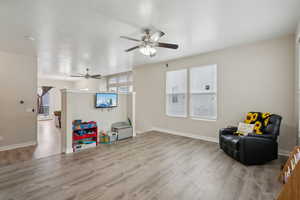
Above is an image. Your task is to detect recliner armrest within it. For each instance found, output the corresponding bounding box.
[239,135,277,165]
[220,127,237,135]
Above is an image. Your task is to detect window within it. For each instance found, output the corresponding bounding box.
[107,72,133,94]
[108,77,117,85]
[118,86,129,93]
[118,75,128,83]
[165,65,217,120]
[108,87,117,92]
[190,65,217,120]
[166,69,187,117]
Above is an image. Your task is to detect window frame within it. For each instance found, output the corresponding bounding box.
[165,65,218,121]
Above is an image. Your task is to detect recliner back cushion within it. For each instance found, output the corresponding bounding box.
[264,115,281,136]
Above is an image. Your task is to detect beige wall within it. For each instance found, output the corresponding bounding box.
[134,35,296,152]
[38,79,75,115]
[0,51,37,148]
[73,78,107,91]
[61,90,129,153]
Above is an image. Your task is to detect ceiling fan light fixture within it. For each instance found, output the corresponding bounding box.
[139,45,156,57]
[121,29,178,57]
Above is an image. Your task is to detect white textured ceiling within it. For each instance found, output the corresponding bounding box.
[0,0,299,79]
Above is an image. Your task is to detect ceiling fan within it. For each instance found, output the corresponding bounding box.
[120,29,179,57]
[70,68,102,79]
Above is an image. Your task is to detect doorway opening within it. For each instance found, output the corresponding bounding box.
[36,86,62,159]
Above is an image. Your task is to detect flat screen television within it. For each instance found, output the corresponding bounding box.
[95,93,118,108]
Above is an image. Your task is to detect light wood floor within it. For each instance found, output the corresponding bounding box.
[0,132,283,200]
[0,120,61,167]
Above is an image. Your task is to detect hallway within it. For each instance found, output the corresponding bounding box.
[35,120,61,158]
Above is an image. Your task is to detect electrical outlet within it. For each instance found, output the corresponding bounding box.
[0,136,3,141]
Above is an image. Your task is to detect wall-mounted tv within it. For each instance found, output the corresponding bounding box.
[95,93,118,108]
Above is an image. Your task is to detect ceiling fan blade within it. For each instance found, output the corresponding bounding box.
[125,46,140,52]
[91,77,102,79]
[120,36,141,42]
[91,74,102,78]
[151,31,165,41]
[157,42,179,49]
[71,75,84,77]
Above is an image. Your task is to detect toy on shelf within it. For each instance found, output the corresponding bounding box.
[100,130,118,144]
[100,130,109,144]
[72,120,98,152]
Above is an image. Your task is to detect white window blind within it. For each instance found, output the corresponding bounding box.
[118,86,129,93]
[166,69,187,117]
[190,65,217,120]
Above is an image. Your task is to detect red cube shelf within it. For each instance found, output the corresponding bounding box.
[73,132,97,141]
[72,121,98,152]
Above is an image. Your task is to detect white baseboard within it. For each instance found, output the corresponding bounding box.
[278,150,290,157]
[136,129,153,135]
[152,127,219,143]
[0,141,37,152]
[149,127,290,157]
[65,148,73,154]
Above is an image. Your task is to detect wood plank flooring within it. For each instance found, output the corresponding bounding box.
[0,131,283,200]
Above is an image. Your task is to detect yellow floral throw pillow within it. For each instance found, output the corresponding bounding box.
[244,112,271,134]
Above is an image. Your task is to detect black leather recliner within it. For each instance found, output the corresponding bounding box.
[219,114,282,165]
